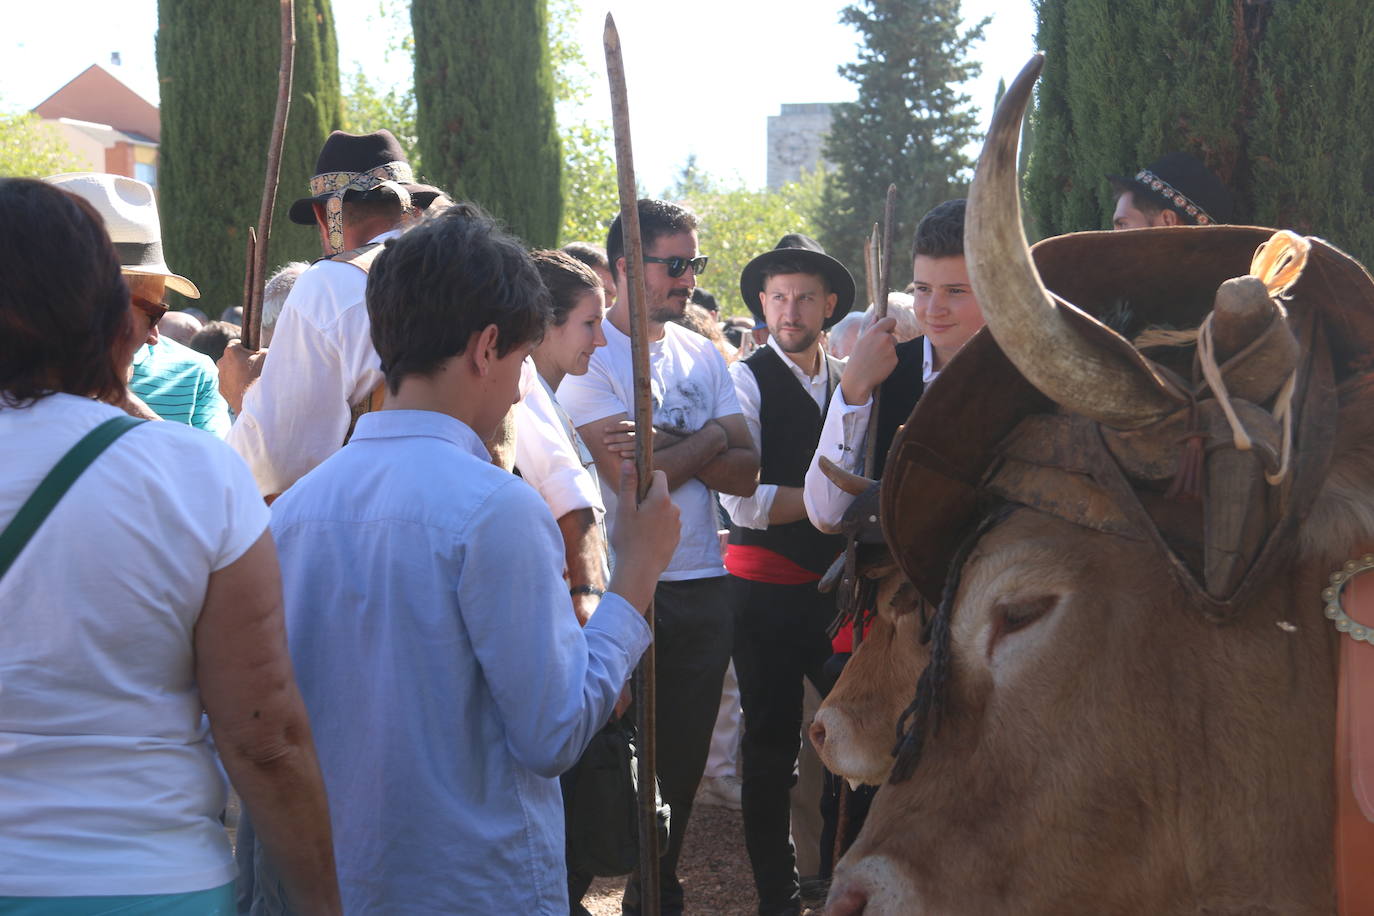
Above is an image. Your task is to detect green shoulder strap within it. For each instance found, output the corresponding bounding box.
[0,415,146,581]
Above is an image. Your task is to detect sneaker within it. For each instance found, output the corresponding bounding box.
[696,773,742,810]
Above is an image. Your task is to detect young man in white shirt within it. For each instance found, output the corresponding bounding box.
[804,199,988,532]
[558,198,759,916]
[722,235,855,916]
[259,204,681,915]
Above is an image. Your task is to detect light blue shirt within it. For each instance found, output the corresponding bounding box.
[269,409,652,915]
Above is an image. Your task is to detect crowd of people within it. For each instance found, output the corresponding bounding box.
[0,123,1233,916]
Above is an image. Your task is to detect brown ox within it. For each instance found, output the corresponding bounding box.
[822,55,1374,915]
[810,562,925,786]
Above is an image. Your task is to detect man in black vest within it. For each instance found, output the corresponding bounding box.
[721,235,855,916]
[804,199,985,531]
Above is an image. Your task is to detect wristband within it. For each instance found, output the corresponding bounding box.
[570,585,605,598]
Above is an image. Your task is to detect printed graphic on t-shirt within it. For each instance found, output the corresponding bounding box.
[654,379,712,435]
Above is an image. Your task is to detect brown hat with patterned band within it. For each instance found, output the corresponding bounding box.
[288,129,443,252]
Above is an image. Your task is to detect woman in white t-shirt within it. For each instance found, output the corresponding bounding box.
[0,178,340,915]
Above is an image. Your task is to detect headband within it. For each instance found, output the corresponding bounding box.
[309,161,415,253]
[1135,168,1215,226]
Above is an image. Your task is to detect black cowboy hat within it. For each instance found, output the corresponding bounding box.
[738,234,855,329]
[288,129,444,225]
[1108,152,1235,226]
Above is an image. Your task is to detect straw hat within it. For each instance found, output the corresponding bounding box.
[44,172,200,298]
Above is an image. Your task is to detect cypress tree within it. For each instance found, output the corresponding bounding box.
[157,0,341,312]
[1246,0,1374,262]
[412,0,562,247]
[1024,0,1374,265]
[818,0,987,288]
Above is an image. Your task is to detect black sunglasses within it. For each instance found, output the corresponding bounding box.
[131,294,170,325]
[643,255,708,278]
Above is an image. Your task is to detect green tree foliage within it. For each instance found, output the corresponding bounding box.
[412,0,562,246]
[1024,0,1236,237]
[558,120,619,246]
[0,107,86,177]
[157,0,342,311]
[820,0,988,288]
[676,166,830,320]
[547,0,618,246]
[340,2,419,172]
[341,67,419,172]
[1246,0,1374,261]
[1025,0,1374,265]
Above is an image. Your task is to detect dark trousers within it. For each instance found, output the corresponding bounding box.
[729,574,838,916]
[622,576,734,916]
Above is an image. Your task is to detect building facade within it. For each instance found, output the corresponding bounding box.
[33,64,160,185]
[766,103,834,190]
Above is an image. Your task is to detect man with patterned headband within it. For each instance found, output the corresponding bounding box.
[1109,151,1235,230]
[224,129,446,496]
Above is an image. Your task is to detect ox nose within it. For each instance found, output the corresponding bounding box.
[827,883,869,915]
[809,717,828,752]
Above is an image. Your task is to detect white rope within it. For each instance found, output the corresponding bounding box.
[1190,231,1309,483]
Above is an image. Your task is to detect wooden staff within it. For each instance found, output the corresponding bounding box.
[605,15,661,914]
[835,184,898,865]
[242,0,296,351]
[859,184,898,480]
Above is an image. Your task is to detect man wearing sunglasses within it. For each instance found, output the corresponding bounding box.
[44,173,230,436]
[559,198,760,916]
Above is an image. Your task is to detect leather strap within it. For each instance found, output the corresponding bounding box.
[0,415,145,581]
[1337,564,1374,915]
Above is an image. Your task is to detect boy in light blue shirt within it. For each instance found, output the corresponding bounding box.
[252,203,680,915]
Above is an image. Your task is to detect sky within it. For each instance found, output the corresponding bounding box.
[3,0,1037,193]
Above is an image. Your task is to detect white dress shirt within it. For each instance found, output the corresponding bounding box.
[804,336,937,533]
[722,336,833,531]
[228,230,400,496]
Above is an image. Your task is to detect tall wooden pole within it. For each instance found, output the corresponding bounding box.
[605,15,660,914]
[836,183,899,865]
[243,0,296,351]
[859,184,898,481]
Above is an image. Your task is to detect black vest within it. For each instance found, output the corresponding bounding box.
[872,337,926,479]
[728,346,846,575]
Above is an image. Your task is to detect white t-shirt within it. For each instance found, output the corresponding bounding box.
[559,319,742,580]
[0,393,270,897]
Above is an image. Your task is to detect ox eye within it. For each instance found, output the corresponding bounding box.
[988,595,1057,655]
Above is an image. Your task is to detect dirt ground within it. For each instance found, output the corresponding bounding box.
[581,788,828,916]
[581,794,752,915]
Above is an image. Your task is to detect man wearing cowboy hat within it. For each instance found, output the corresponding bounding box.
[722,234,854,916]
[43,172,230,436]
[224,129,445,496]
[1110,151,1235,230]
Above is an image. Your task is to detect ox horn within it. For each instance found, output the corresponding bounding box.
[965,55,1182,429]
[819,455,876,497]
